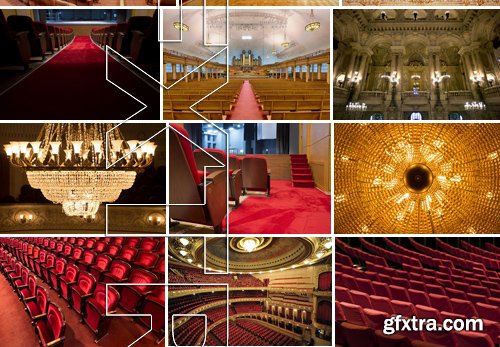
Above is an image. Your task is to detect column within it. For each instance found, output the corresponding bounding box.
[310,64,314,81]
[293,66,296,81]
[317,64,322,80]
[305,64,310,83]
[163,63,167,83]
[286,67,289,80]
[172,64,177,80]
[326,63,330,85]
[197,68,201,81]
[183,64,188,83]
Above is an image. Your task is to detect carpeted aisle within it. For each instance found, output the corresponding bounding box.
[225,180,331,234]
[230,80,265,120]
[0,36,159,120]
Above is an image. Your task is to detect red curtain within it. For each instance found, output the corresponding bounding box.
[318,271,332,291]
[317,301,332,325]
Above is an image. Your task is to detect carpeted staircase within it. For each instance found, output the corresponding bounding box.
[290,154,315,188]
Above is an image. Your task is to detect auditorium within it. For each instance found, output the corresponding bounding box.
[334,123,500,234]
[162,9,330,121]
[0,236,165,347]
[168,236,332,346]
[0,9,159,120]
[169,123,331,234]
[0,123,166,234]
[333,9,500,120]
[336,237,500,347]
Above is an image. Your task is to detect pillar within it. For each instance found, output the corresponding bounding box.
[317,64,321,80]
[172,64,177,80]
[305,64,310,83]
[197,68,201,81]
[293,66,296,81]
[326,63,330,85]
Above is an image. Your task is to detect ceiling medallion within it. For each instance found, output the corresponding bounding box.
[231,237,272,253]
[4,124,156,217]
[403,163,434,193]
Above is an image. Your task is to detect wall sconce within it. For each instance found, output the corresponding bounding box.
[18,212,33,224]
[471,70,483,84]
[147,213,165,226]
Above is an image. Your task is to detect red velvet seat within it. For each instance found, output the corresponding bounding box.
[241,155,270,196]
[7,259,22,287]
[49,257,67,291]
[67,246,84,264]
[20,273,37,302]
[370,295,394,315]
[70,271,97,314]
[415,304,442,322]
[59,263,79,301]
[94,241,108,253]
[374,330,411,347]
[476,302,500,322]
[340,322,376,347]
[115,245,138,262]
[118,268,158,313]
[7,15,47,59]
[41,253,56,283]
[34,249,47,279]
[14,265,30,296]
[450,298,478,317]
[339,302,369,326]
[152,257,165,282]
[138,285,165,343]
[83,283,120,342]
[138,238,159,251]
[169,124,227,232]
[76,250,97,272]
[350,290,372,308]
[35,302,66,347]
[455,331,494,347]
[103,244,121,258]
[101,260,132,284]
[25,285,49,323]
[132,251,159,270]
[88,254,112,282]
[363,308,389,330]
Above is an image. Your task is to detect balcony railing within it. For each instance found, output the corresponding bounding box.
[484,85,500,97]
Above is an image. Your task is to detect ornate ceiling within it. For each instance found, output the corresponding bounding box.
[169,237,332,273]
[334,124,500,234]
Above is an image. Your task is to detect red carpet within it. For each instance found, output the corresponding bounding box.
[229,80,265,120]
[225,180,330,234]
[0,36,159,120]
[290,154,315,188]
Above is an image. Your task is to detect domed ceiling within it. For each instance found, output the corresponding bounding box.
[169,237,332,273]
[334,124,500,234]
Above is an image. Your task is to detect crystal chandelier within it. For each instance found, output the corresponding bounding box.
[464,101,486,111]
[173,21,189,32]
[4,124,156,217]
[346,102,367,112]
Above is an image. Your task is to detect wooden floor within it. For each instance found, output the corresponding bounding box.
[185,0,338,5]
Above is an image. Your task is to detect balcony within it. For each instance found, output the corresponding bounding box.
[333,87,349,105]
[446,91,474,105]
[359,91,386,104]
[483,85,500,104]
[402,91,429,105]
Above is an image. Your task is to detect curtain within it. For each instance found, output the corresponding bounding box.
[276,123,290,154]
[317,301,332,325]
[318,271,332,291]
[184,124,202,150]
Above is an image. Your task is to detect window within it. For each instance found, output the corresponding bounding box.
[165,64,173,73]
[410,112,423,120]
[370,113,384,120]
[449,112,463,120]
[39,10,128,24]
[321,63,328,73]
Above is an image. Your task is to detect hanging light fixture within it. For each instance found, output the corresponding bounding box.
[305,10,321,32]
[4,124,156,217]
[173,21,189,32]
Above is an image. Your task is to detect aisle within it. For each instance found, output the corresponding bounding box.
[230,80,265,120]
[0,36,158,120]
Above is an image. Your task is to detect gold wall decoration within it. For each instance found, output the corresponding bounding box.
[334,124,500,234]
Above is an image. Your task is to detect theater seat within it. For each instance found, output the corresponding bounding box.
[26,285,49,323]
[374,330,412,347]
[241,156,270,196]
[83,283,120,342]
[132,251,159,270]
[455,331,495,347]
[49,257,67,292]
[20,273,37,302]
[194,148,243,207]
[340,322,376,347]
[70,271,97,314]
[169,124,227,232]
[0,11,31,69]
[118,268,158,313]
[76,250,97,272]
[7,15,47,59]
[476,302,500,322]
[138,285,165,343]
[101,260,132,284]
[59,263,79,301]
[35,302,65,347]
[88,254,112,282]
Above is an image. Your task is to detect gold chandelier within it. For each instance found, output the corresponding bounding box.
[334,124,500,234]
[173,21,189,32]
[4,124,156,217]
[305,10,321,32]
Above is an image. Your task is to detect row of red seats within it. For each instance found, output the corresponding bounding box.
[236,319,296,345]
[1,237,166,343]
[172,266,264,287]
[0,11,74,70]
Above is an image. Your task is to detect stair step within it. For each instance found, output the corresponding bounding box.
[293,173,313,180]
[291,160,308,165]
[292,180,315,188]
[291,163,309,168]
[292,168,311,174]
[290,154,307,158]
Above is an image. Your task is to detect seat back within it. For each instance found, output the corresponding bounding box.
[125,237,140,248]
[118,246,137,261]
[370,295,394,314]
[135,251,159,267]
[46,253,56,268]
[72,247,84,260]
[450,298,478,317]
[82,250,96,264]
[77,272,96,295]
[105,244,121,256]
[109,260,132,280]
[339,302,368,326]
[241,156,268,191]
[94,241,107,253]
[455,331,495,347]
[94,254,112,271]
[94,283,121,312]
[65,264,79,282]
[36,285,49,313]
[194,148,226,174]
[84,239,95,249]
[27,273,37,296]
[391,300,416,318]
[46,303,66,340]
[415,304,441,321]
[476,302,500,322]
[229,155,241,171]
[20,266,29,285]
[139,239,159,251]
[54,258,66,274]
[129,268,158,293]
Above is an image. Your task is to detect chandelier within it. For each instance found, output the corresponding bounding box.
[305,10,321,32]
[334,124,500,233]
[464,101,486,111]
[4,124,156,217]
[173,21,189,32]
[346,102,367,112]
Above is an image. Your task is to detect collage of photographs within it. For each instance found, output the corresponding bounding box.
[0,0,498,347]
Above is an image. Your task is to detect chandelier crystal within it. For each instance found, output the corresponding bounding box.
[173,21,189,32]
[464,101,486,111]
[4,124,156,217]
[305,10,321,32]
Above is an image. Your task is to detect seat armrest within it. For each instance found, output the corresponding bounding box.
[46,336,65,347]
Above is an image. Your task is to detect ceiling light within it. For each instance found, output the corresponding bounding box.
[5,124,155,217]
[305,10,321,32]
[173,21,189,32]
[179,249,188,256]
[179,238,189,246]
[323,239,332,249]
[281,42,290,48]
[242,238,258,252]
[187,258,193,263]
[241,35,252,40]
[316,252,324,258]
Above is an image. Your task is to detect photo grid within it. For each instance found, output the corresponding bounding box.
[0,0,498,347]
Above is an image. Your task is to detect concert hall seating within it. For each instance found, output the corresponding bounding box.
[169,123,227,232]
[241,156,271,197]
[0,237,165,346]
[336,237,500,347]
[0,11,31,69]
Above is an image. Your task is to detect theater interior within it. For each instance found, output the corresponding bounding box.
[168,236,332,346]
[169,123,331,234]
[336,237,500,347]
[0,9,159,119]
[162,9,330,121]
[0,123,167,234]
[333,9,500,120]
[0,236,165,347]
[334,123,500,234]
